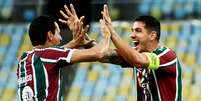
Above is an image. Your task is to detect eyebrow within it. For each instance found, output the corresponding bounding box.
[131,28,142,32]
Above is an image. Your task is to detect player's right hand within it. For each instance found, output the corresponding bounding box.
[100,19,111,38]
[59,4,95,48]
[101,4,116,35]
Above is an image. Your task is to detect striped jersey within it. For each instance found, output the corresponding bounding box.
[17,46,75,101]
[134,46,182,101]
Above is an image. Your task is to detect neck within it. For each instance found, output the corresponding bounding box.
[33,45,48,49]
[33,41,55,49]
[34,43,52,49]
[147,41,160,52]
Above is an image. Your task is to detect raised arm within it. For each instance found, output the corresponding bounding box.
[101,5,149,68]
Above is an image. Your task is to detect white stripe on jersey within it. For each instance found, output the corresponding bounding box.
[160,58,177,67]
[40,57,58,63]
[31,54,38,101]
[38,49,76,63]
[157,48,170,58]
[175,59,180,101]
[33,47,73,52]
[42,62,49,99]
[66,49,76,63]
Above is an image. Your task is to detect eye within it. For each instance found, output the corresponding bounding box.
[135,28,142,32]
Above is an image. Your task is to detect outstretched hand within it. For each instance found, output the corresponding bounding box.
[101,4,116,35]
[59,4,96,48]
[101,5,112,26]
[100,19,111,38]
[59,4,85,37]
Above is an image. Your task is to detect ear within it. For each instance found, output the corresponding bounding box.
[47,31,54,41]
[149,31,157,41]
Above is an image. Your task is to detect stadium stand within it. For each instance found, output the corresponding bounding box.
[0,21,201,101]
[0,0,200,101]
[0,0,14,19]
[138,0,200,19]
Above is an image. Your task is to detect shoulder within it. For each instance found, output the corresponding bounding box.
[35,46,70,52]
[154,46,176,58]
[154,46,178,66]
[45,46,66,50]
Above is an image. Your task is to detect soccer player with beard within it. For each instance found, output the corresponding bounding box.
[100,5,183,101]
[59,4,183,101]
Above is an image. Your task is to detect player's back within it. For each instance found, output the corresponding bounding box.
[17,47,69,101]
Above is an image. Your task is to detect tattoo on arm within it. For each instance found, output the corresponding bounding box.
[101,49,132,67]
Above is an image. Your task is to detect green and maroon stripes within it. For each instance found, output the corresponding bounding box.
[176,59,182,101]
[18,59,26,101]
[31,54,48,101]
[18,52,29,101]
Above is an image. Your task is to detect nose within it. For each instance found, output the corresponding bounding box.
[130,32,136,39]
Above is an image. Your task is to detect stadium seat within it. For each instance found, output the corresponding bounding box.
[150,3,162,19]
[138,3,150,15]
[23,9,35,22]
[161,1,173,18]
[0,0,14,19]
[1,16,201,100]
[115,96,127,101]
[174,3,186,19]
[185,2,194,16]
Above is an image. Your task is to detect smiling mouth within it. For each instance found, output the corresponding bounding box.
[132,41,139,47]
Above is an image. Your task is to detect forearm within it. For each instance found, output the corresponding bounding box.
[70,36,110,63]
[110,29,146,67]
[100,49,131,67]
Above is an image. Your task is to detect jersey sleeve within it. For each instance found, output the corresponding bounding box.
[37,46,76,64]
[158,49,177,68]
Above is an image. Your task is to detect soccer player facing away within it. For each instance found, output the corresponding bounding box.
[100,5,182,101]
[17,5,111,101]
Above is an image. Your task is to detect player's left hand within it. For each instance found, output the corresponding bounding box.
[59,4,79,32]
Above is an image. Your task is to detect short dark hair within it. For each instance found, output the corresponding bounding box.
[134,15,161,42]
[29,15,56,46]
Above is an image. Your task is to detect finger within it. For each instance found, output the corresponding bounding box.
[100,19,104,29]
[78,22,84,36]
[103,5,111,23]
[101,11,108,21]
[101,11,107,21]
[58,19,67,24]
[73,21,79,38]
[70,4,78,18]
[79,16,85,23]
[82,25,89,40]
[104,5,110,17]
[60,10,69,19]
[64,5,73,17]
[76,28,85,42]
[74,21,83,38]
[85,33,90,40]
[83,24,89,34]
[102,11,111,25]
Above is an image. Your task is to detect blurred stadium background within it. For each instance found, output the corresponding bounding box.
[0,0,201,101]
